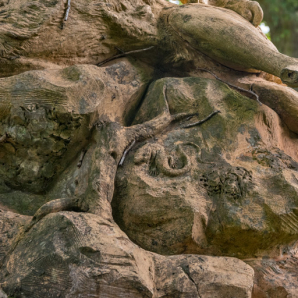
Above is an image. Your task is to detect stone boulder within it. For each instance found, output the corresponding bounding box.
[1,0,298,296]
[0,59,151,213]
[1,210,254,298]
[113,77,298,258]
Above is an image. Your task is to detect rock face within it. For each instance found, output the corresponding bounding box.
[1,211,254,298]
[0,59,152,213]
[113,77,298,259]
[0,209,30,264]
[1,0,298,297]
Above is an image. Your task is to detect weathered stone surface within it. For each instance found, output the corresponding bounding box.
[1,0,298,86]
[113,76,298,258]
[250,255,298,298]
[252,80,298,134]
[154,255,254,298]
[0,210,254,298]
[0,288,7,298]
[0,58,152,213]
[3,72,298,296]
[0,0,164,77]
[158,4,298,86]
[1,0,298,297]
[0,208,30,264]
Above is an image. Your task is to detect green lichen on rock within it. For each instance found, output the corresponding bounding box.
[113,76,298,258]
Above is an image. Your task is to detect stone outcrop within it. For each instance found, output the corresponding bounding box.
[0,209,30,264]
[113,77,298,260]
[0,59,152,213]
[1,0,298,297]
[1,211,254,297]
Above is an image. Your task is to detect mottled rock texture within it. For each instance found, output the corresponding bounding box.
[1,0,298,297]
[1,211,254,298]
[0,59,152,213]
[113,77,298,259]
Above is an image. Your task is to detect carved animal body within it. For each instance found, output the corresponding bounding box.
[160,2,298,86]
[1,0,298,86]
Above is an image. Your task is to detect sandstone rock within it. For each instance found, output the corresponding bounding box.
[0,288,7,298]
[250,255,298,298]
[0,0,164,77]
[113,77,298,258]
[252,80,298,134]
[0,59,152,213]
[0,210,254,298]
[154,255,254,298]
[1,0,298,87]
[1,73,296,296]
[1,0,298,296]
[1,59,298,297]
[0,209,30,264]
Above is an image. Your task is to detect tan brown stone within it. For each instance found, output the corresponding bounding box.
[0,0,298,296]
[0,59,152,199]
[0,210,254,298]
[0,209,30,264]
[113,77,298,259]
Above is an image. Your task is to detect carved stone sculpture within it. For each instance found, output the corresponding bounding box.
[1,0,298,297]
